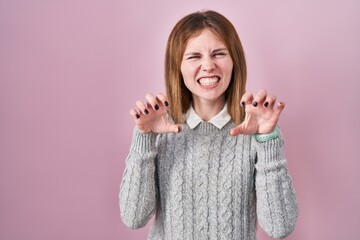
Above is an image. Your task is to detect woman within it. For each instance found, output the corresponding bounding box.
[119,10,298,240]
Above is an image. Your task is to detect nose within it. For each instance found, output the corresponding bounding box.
[202,57,215,72]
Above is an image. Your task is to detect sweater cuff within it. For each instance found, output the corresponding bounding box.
[253,134,286,167]
[130,127,158,154]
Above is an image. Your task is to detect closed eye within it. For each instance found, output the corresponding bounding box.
[213,52,226,58]
[187,55,201,60]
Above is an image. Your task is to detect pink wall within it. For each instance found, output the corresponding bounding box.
[1,0,359,239]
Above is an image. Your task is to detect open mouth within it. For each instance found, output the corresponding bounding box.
[197,77,220,86]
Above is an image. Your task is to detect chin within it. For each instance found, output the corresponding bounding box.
[196,93,226,103]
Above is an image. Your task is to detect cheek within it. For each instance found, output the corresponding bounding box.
[180,64,189,78]
[183,77,193,89]
[225,63,234,78]
[180,63,185,75]
[217,58,233,72]
[181,64,196,81]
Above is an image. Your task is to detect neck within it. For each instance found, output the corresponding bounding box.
[192,96,225,121]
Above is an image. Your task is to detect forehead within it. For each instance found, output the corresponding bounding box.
[185,29,226,50]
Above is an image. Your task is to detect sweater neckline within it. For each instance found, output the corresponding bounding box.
[183,121,234,135]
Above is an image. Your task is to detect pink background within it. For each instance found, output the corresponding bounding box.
[1,0,359,239]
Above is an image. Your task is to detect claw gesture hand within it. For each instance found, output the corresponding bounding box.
[130,93,180,134]
[230,89,285,136]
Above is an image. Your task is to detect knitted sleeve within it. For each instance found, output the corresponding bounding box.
[253,131,298,239]
[119,128,159,229]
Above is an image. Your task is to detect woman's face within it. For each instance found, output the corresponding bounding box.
[180,28,233,105]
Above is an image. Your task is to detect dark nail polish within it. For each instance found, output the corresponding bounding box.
[164,101,169,107]
[135,114,140,119]
[177,126,181,133]
[155,105,159,110]
[253,101,258,107]
[264,102,269,107]
[241,102,245,107]
[144,109,149,115]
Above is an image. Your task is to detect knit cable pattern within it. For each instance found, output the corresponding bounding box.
[183,130,195,240]
[195,124,211,239]
[207,132,223,240]
[218,131,236,240]
[170,131,186,240]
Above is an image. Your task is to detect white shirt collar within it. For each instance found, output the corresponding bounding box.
[185,103,232,129]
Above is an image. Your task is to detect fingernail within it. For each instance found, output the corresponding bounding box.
[264,102,269,107]
[144,109,149,115]
[155,104,159,110]
[135,114,140,119]
[164,101,169,107]
[253,101,258,107]
[241,101,245,107]
[177,126,181,133]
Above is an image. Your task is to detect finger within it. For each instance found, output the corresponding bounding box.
[145,93,160,111]
[156,93,169,108]
[264,95,276,109]
[230,117,254,135]
[252,89,267,107]
[270,101,285,123]
[240,92,254,107]
[167,124,182,133]
[130,108,141,120]
[230,126,242,136]
[136,100,149,115]
[229,124,248,136]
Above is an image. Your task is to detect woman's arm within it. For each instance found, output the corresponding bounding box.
[119,128,159,229]
[254,133,298,239]
[120,93,178,229]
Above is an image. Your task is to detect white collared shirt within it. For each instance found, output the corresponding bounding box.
[185,103,232,129]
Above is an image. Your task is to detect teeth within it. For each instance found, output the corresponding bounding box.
[199,77,219,86]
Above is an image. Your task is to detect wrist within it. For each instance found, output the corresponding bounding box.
[255,126,280,142]
[131,127,158,153]
[253,127,285,167]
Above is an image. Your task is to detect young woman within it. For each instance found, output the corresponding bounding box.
[119,10,298,240]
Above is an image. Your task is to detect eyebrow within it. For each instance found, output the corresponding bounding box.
[212,48,228,53]
[184,48,228,56]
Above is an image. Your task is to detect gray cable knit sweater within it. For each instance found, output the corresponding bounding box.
[119,121,298,240]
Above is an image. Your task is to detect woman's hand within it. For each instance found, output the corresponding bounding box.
[230,89,285,136]
[130,93,181,134]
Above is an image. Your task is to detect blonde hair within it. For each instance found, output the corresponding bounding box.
[165,10,247,125]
